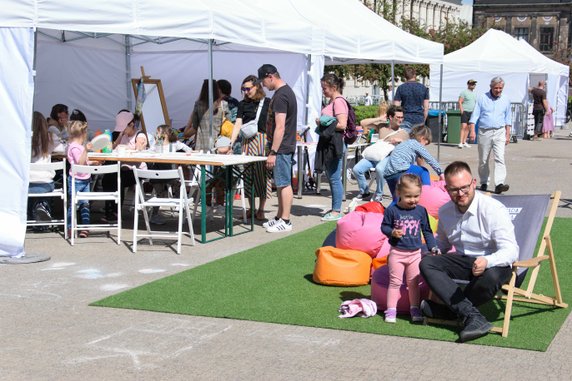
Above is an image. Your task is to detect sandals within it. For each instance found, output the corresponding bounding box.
[79,230,89,238]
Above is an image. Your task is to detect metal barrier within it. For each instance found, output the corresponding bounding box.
[429,101,528,141]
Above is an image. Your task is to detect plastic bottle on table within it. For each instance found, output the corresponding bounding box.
[102,129,113,153]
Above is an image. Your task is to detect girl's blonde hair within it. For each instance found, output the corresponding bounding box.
[68,120,88,139]
[410,125,432,144]
[377,101,388,117]
[396,173,422,193]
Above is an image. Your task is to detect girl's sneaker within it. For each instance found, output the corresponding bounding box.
[410,306,424,322]
[321,212,343,221]
[384,308,397,323]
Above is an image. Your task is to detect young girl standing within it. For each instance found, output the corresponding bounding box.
[381,174,439,323]
[66,121,95,238]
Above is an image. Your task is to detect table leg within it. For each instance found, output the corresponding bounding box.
[296,146,303,199]
[226,165,233,237]
[200,165,207,243]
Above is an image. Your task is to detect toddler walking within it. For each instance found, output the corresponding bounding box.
[67,121,97,238]
[381,174,439,323]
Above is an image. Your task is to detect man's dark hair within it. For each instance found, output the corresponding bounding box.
[444,161,472,178]
[387,105,403,118]
[218,79,232,96]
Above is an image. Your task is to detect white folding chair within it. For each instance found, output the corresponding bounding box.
[27,159,67,237]
[132,166,195,254]
[70,163,121,245]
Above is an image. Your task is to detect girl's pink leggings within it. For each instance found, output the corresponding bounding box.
[387,247,421,309]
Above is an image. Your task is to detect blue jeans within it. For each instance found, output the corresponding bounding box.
[326,146,346,212]
[273,153,294,188]
[385,165,431,202]
[68,176,91,228]
[28,182,55,219]
[352,156,389,197]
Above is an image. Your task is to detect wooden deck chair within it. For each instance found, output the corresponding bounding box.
[489,191,567,337]
[425,192,567,338]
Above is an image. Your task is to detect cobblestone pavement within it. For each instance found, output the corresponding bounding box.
[2,128,571,380]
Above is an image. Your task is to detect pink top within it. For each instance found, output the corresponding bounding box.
[67,142,90,180]
[321,97,349,118]
[117,132,137,149]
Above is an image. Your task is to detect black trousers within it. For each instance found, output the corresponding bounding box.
[419,254,512,318]
[532,109,545,136]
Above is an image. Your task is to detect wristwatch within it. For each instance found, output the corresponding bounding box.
[268,149,277,156]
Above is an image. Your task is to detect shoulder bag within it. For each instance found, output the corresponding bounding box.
[240,99,265,139]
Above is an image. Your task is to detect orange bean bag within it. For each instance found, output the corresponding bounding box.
[313,246,372,286]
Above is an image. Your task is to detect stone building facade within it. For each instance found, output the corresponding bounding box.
[363,0,464,31]
[473,0,572,62]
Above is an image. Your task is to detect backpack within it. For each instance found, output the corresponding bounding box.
[333,97,358,145]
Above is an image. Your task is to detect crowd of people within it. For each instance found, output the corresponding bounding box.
[28,63,301,236]
[29,63,564,342]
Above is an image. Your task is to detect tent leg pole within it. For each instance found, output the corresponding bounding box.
[125,35,132,110]
[391,61,395,100]
[208,39,214,149]
[437,63,443,161]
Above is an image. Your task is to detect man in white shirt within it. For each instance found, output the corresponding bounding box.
[364,92,373,106]
[419,161,518,342]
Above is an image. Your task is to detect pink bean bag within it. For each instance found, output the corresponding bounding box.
[336,211,385,258]
[419,181,450,218]
[370,265,430,313]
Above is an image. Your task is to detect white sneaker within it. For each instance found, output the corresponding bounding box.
[457,143,463,149]
[464,142,471,148]
[266,218,292,233]
[263,217,279,229]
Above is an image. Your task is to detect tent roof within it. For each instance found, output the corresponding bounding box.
[1,0,443,64]
[443,29,567,74]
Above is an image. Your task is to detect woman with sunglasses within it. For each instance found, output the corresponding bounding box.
[230,75,271,221]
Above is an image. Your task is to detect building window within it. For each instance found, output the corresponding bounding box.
[514,27,529,42]
[539,27,554,52]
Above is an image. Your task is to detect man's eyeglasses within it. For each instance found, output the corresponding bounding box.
[241,87,253,92]
[446,179,474,195]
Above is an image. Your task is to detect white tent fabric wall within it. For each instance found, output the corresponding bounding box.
[0,28,34,257]
[35,33,313,135]
[429,29,569,127]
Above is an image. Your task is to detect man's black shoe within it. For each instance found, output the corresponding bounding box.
[494,184,510,194]
[479,184,488,192]
[420,299,457,320]
[459,312,492,342]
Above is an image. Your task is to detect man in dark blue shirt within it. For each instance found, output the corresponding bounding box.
[393,67,429,132]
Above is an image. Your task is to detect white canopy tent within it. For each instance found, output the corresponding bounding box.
[0,0,443,257]
[429,29,569,126]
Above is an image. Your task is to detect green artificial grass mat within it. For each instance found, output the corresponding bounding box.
[92,218,572,351]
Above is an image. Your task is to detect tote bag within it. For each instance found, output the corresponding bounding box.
[361,130,400,162]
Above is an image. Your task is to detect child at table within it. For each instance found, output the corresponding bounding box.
[66,121,97,238]
[383,125,444,202]
[381,174,439,323]
[154,124,193,153]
